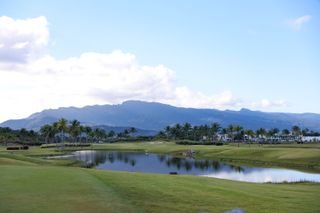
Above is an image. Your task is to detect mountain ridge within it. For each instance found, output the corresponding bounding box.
[1,100,320,131]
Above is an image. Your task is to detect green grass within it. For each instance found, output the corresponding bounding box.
[0,142,320,212]
[1,165,320,213]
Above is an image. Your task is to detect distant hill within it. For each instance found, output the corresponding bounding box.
[1,100,320,131]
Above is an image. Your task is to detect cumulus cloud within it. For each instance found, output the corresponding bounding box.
[0,16,49,63]
[0,16,288,122]
[0,49,237,114]
[287,15,311,31]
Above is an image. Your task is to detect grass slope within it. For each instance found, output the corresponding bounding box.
[1,165,320,213]
[0,143,320,213]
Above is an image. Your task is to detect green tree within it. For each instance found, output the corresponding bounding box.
[244,129,255,139]
[292,125,301,136]
[83,126,92,142]
[268,128,279,137]
[69,120,81,142]
[94,128,107,142]
[208,122,220,142]
[108,130,115,138]
[182,123,192,139]
[282,128,290,136]
[129,127,137,136]
[302,128,310,136]
[233,125,243,146]
[40,124,55,144]
[227,124,235,141]
[164,126,171,139]
[57,118,68,143]
[256,128,267,137]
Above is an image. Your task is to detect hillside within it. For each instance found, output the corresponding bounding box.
[1,100,320,131]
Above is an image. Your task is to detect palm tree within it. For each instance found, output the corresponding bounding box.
[182,123,192,139]
[129,127,137,136]
[157,131,166,139]
[200,124,210,141]
[221,128,227,134]
[227,124,235,141]
[268,128,279,137]
[233,125,243,146]
[69,120,81,142]
[234,125,243,136]
[256,128,267,144]
[94,128,107,142]
[256,128,267,137]
[292,125,301,136]
[52,122,59,143]
[168,124,181,140]
[174,124,182,139]
[244,129,255,146]
[57,118,68,143]
[79,125,85,142]
[165,126,171,139]
[123,129,130,137]
[89,130,96,142]
[210,122,221,142]
[40,124,54,144]
[193,126,199,141]
[108,130,115,138]
[84,126,92,142]
[302,128,310,136]
[244,129,255,140]
[282,128,290,136]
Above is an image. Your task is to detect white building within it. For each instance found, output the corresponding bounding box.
[302,136,320,142]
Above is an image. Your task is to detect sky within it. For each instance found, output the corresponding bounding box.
[0,0,319,122]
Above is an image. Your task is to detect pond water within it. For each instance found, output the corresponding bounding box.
[64,150,320,183]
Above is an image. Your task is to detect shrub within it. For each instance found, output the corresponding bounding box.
[41,143,91,148]
[7,146,21,150]
[21,145,29,150]
[214,142,224,146]
[6,145,29,150]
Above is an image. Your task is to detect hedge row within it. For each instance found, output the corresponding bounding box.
[40,143,91,148]
[175,140,224,146]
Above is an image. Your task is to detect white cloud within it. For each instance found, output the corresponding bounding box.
[287,15,311,31]
[0,16,49,63]
[250,99,288,109]
[0,16,289,122]
[12,41,29,49]
[173,88,241,109]
[0,50,240,118]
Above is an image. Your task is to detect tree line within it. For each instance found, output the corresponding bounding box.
[1,119,319,145]
[157,122,320,142]
[0,127,39,145]
[0,118,137,145]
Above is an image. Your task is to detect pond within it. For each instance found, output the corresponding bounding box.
[63,150,320,183]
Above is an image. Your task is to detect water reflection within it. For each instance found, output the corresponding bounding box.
[66,150,320,183]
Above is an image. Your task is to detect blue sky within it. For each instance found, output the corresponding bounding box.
[0,0,319,121]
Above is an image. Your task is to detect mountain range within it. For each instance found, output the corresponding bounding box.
[1,100,320,132]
